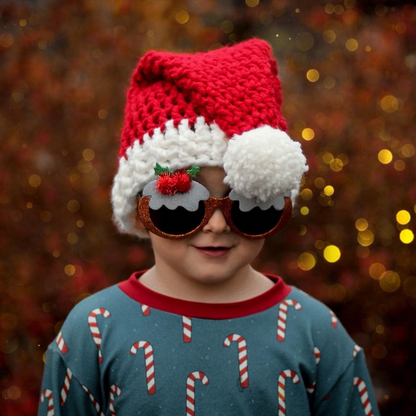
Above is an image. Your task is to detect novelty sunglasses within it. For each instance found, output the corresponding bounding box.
[137,178,292,240]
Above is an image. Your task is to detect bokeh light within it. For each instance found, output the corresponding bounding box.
[1,2,415,414]
[323,245,341,263]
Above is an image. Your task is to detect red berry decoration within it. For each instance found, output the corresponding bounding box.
[156,173,176,195]
[173,170,192,193]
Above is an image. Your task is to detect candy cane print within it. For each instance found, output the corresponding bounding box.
[306,382,316,394]
[40,389,54,416]
[88,308,111,363]
[183,316,192,343]
[141,304,150,316]
[130,341,156,394]
[277,300,302,341]
[56,331,68,354]
[186,371,209,416]
[81,384,104,416]
[223,334,249,388]
[109,384,122,416]
[352,345,362,360]
[60,367,72,405]
[278,370,300,416]
[353,377,374,416]
[306,347,321,394]
[330,309,338,328]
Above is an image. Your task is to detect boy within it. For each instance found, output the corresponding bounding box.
[39,39,380,415]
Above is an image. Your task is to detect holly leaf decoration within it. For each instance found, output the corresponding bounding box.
[186,165,200,178]
[154,163,172,176]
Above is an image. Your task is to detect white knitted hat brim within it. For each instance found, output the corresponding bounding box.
[111,117,308,236]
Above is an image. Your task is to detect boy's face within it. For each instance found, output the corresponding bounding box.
[144,167,265,285]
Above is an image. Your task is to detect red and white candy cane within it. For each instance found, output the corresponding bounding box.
[40,389,54,416]
[306,347,321,394]
[223,334,249,388]
[278,370,300,416]
[352,345,362,360]
[60,367,72,406]
[141,304,150,316]
[313,346,321,364]
[56,331,68,354]
[109,384,122,416]
[277,300,302,341]
[81,384,104,416]
[330,309,338,328]
[353,377,374,416]
[186,371,209,416]
[183,316,192,343]
[88,308,111,363]
[130,341,156,394]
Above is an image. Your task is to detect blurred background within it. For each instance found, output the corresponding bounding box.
[1,0,415,414]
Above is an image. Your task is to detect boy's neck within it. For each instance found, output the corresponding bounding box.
[139,265,275,304]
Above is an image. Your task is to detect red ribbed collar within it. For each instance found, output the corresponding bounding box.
[119,271,291,319]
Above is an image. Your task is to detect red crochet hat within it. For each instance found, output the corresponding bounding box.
[112,39,308,235]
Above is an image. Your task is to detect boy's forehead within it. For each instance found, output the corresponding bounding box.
[195,166,230,194]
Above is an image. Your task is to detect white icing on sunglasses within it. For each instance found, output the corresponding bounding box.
[143,180,210,211]
[229,190,290,212]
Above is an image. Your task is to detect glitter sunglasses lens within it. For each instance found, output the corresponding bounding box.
[230,203,283,235]
[149,202,206,235]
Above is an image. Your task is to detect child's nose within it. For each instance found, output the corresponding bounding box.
[202,208,231,234]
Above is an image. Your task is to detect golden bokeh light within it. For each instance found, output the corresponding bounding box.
[67,199,80,213]
[306,69,320,82]
[346,38,358,51]
[330,158,344,172]
[322,152,334,164]
[323,245,341,263]
[400,229,414,244]
[175,10,190,24]
[298,252,316,270]
[379,271,400,292]
[301,188,313,201]
[358,230,374,246]
[314,177,325,188]
[245,0,259,7]
[64,264,76,276]
[83,148,95,161]
[302,127,315,141]
[300,206,309,215]
[355,218,368,231]
[324,185,334,196]
[401,144,415,157]
[369,263,385,280]
[394,160,406,171]
[29,174,41,187]
[67,233,78,244]
[323,30,336,43]
[396,210,411,225]
[380,95,399,113]
[378,149,393,164]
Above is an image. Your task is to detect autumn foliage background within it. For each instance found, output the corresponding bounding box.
[1,1,416,415]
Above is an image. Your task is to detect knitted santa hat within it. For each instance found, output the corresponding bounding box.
[112,39,308,235]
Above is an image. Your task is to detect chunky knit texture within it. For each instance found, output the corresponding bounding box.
[111,39,308,236]
[119,39,286,158]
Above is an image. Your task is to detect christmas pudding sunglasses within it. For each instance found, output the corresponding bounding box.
[137,164,292,240]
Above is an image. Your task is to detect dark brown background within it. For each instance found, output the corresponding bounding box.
[1,1,415,414]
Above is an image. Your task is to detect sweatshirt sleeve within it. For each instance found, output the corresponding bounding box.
[313,348,379,416]
[38,344,100,416]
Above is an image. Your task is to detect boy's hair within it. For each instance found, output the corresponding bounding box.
[111,39,308,237]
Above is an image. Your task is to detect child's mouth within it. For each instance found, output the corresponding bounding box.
[194,246,232,257]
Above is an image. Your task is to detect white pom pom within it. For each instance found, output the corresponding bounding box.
[223,125,308,202]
